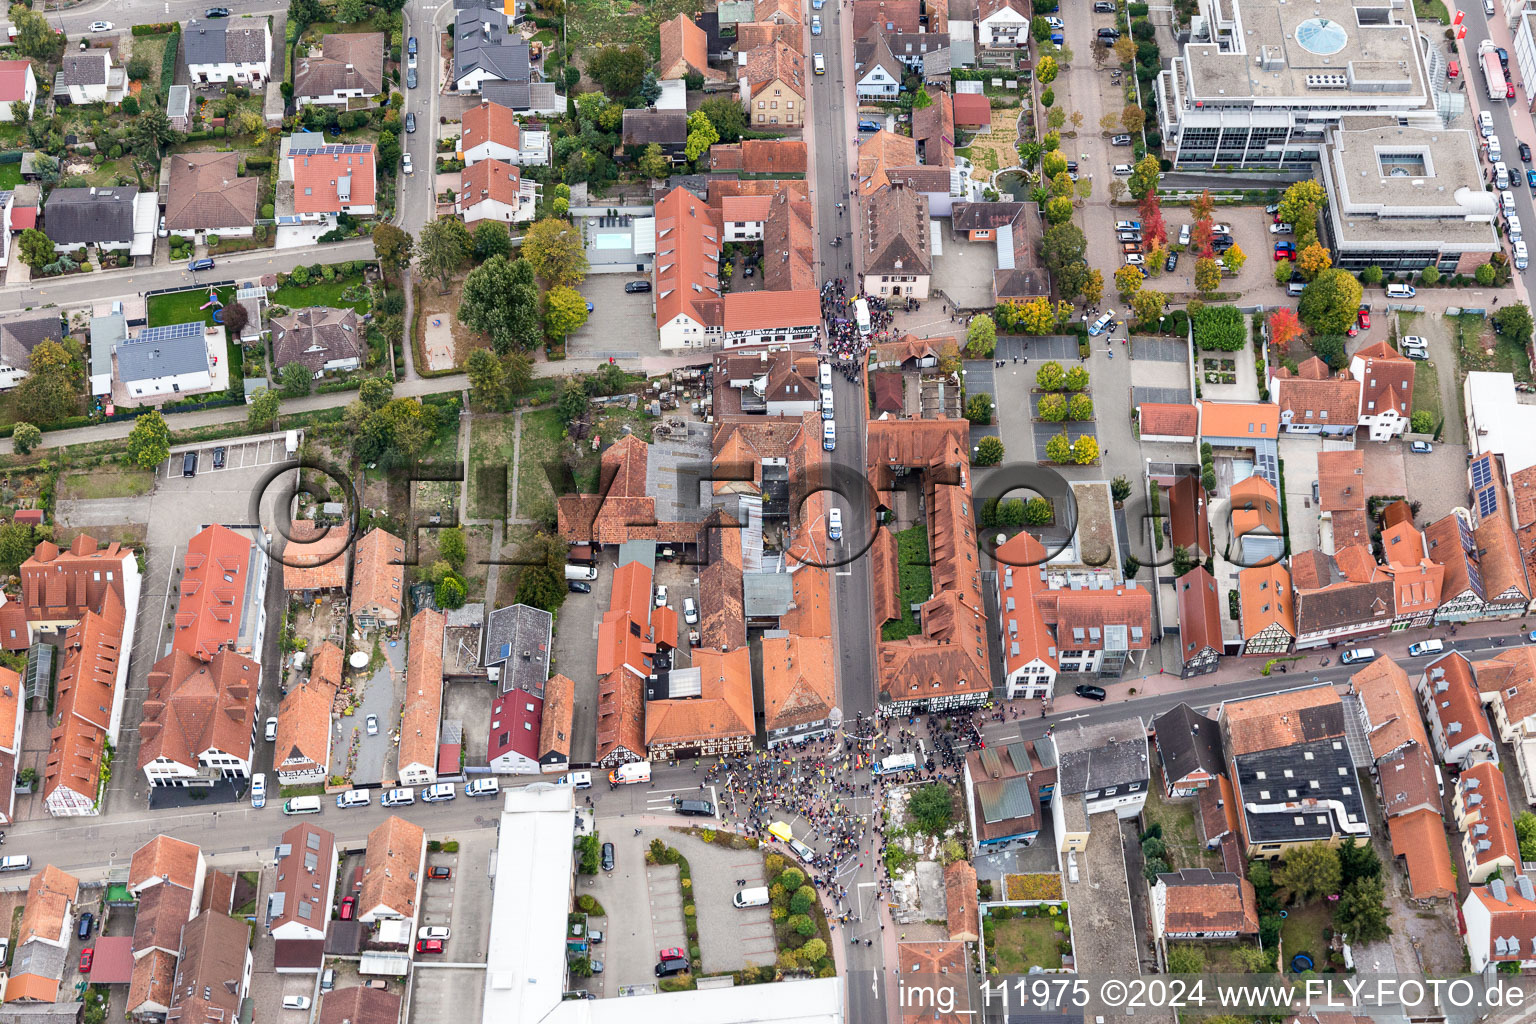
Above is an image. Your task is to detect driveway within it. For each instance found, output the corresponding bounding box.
[349,639,404,786]
[1277,436,1322,553]
[553,556,605,764]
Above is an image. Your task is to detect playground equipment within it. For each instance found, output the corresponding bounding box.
[1290,952,1314,973]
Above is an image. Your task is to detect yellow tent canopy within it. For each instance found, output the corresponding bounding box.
[768,821,794,843]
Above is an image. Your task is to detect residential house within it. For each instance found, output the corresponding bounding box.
[977,0,1031,47]
[621,109,688,162]
[708,138,808,177]
[857,130,919,195]
[1427,511,1531,623]
[458,99,551,167]
[645,646,755,760]
[42,592,128,817]
[1238,563,1294,655]
[55,51,127,106]
[1463,874,1536,971]
[1166,474,1213,563]
[761,188,816,291]
[281,521,350,598]
[316,988,401,1024]
[294,33,385,107]
[1350,655,1457,899]
[945,860,979,943]
[658,13,725,81]
[267,823,337,972]
[963,738,1056,851]
[351,528,405,630]
[1317,448,1369,549]
[653,186,722,350]
[1290,547,1394,650]
[895,943,971,1023]
[852,0,922,35]
[166,912,252,1024]
[1350,340,1415,440]
[1472,646,1536,805]
[1175,569,1224,676]
[761,634,836,747]
[43,186,143,250]
[854,31,903,100]
[1048,717,1150,823]
[1270,359,1361,437]
[398,609,445,787]
[290,142,378,221]
[137,648,260,789]
[885,31,950,72]
[1137,402,1199,444]
[1417,651,1500,768]
[1378,517,1445,629]
[115,321,214,403]
[594,543,668,767]
[1229,474,1283,567]
[21,533,139,637]
[1196,402,1280,488]
[734,20,801,52]
[128,834,206,905]
[184,20,271,85]
[273,641,341,785]
[483,602,559,774]
[355,816,426,930]
[860,181,931,299]
[0,312,65,391]
[1151,703,1225,798]
[0,61,37,121]
[171,524,268,663]
[1150,870,1259,956]
[1217,685,1371,858]
[912,88,955,167]
[270,307,364,378]
[4,866,78,1004]
[458,159,539,225]
[0,667,24,825]
[164,152,259,241]
[739,41,805,127]
[754,0,802,26]
[453,9,531,93]
[1453,761,1520,884]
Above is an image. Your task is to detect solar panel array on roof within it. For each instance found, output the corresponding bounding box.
[290,145,372,156]
[1473,456,1494,490]
[131,321,203,344]
[1479,486,1500,519]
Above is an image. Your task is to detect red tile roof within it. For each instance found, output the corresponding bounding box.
[351,528,405,625]
[658,14,724,81]
[137,648,259,773]
[1460,760,1520,871]
[646,646,754,749]
[0,61,30,103]
[173,524,253,661]
[399,609,445,776]
[951,92,991,127]
[708,140,809,175]
[129,835,203,892]
[1138,402,1198,438]
[43,590,126,809]
[281,520,349,592]
[292,144,376,215]
[461,99,520,153]
[1387,807,1457,899]
[1354,341,1415,419]
[22,533,134,625]
[721,288,821,331]
[761,634,834,734]
[1176,567,1223,662]
[357,815,424,920]
[1199,401,1279,439]
[1238,563,1293,645]
[654,186,723,333]
[994,532,1058,678]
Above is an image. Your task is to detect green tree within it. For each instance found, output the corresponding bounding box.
[124,410,171,469]
[1473,261,1495,287]
[965,393,993,424]
[1111,476,1132,503]
[1038,393,1067,421]
[1072,435,1099,464]
[16,228,54,271]
[15,339,80,424]
[10,4,57,59]
[1278,180,1327,228]
[512,534,567,612]
[908,783,954,835]
[798,938,827,964]
[636,142,671,181]
[1045,433,1071,463]
[522,218,589,285]
[997,499,1024,527]
[1023,497,1052,525]
[372,223,413,273]
[1419,264,1441,286]
[247,387,280,429]
[466,348,507,405]
[336,0,368,21]
[1036,360,1066,391]
[1037,55,1058,83]
[684,108,720,162]
[544,285,590,338]
[1068,394,1093,420]
[1298,268,1364,337]
[965,313,997,357]
[1143,856,1170,883]
[1040,222,1087,279]
[1337,836,1382,887]
[1221,244,1247,276]
[438,527,468,568]
[1127,154,1161,200]
[1275,842,1341,905]
[1516,811,1536,861]
[1115,263,1144,300]
[1166,945,1206,974]
[435,573,467,609]
[1334,876,1391,944]
[418,216,472,291]
[1044,196,1074,224]
[1194,257,1221,295]
[360,376,393,410]
[1297,242,1332,281]
[0,522,39,575]
[10,422,39,455]
[1496,303,1535,348]
[697,96,748,142]
[588,45,649,98]
[472,220,512,261]
[1130,287,1166,326]
[280,361,313,398]
[790,886,817,914]
[911,85,934,109]
[1410,410,1434,434]
[1360,264,1383,286]
[555,378,589,425]
[128,108,180,161]
[974,435,1005,465]
[288,0,326,27]
[458,255,542,355]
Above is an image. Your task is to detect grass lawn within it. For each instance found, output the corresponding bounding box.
[130,35,169,97]
[566,0,698,51]
[1453,313,1533,383]
[1414,0,1450,22]
[881,525,932,640]
[147,286,235,328]
[271,273,373,314]
[1279,902,1331,966]
[1410,353,1443,429]
[0,164,20,191]
[517,408,567,527]
[469,412,516,521]
[985,914,1065,973]
[1142,769,1223,871]
[57,467,155,501]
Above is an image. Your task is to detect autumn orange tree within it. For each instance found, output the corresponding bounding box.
[1191,219,1215,260]
[1268,308,1305,355]
[1138,190,1167,248]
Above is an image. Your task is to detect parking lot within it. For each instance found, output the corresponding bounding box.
[582,821,692,991]
[418,831,494,963]
[566,275,663,364]
[160,435,294,481]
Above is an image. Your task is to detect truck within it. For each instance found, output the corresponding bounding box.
[1482,40,1513,100]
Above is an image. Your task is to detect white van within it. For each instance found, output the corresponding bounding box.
[1497,162,1511,190]
[1510,215,1524,243]
[1339,647,1378,665]
[828,507,843,541]
[1385,283,1417,299]
[423,783,456,803]
[0,856,30,872]
[250,772,265,809]
[1502,189,1517,215]
[564,563,598,581]
[1517,239,1530,270]
[465,778,500,797]
[820,388,834,420]
[381,788,415,807]
[733,886,771,908]
[336,789,371,808]
[1408,639,1445,657]
[813,52,825,74]
[823,420,836,451]
[282,796,323,815]
[1112,163,1134,176]
[818,362,832,388]
[609,761,651,785]
[1489,136,1503,162]
[558,770,593,789]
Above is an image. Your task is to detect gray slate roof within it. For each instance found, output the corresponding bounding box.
[59,52,108,88]
[89,313,126,381]
[484,603,552,696]
[117,325,209,383]
[1051,717,1149,795]
[184,20,268,66]
[454,9,531,85]
[622,109,687,147]
[43,186,137,245]
[1151,702,1225,785]
[0,312,63,370]
[270,306,363,374]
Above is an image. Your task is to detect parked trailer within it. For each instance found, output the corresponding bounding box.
[1482,40,1512,100]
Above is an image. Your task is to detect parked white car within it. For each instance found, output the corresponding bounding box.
[1269,222,1293,234]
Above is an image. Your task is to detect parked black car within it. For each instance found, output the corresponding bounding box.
[77,913,93,940]
[600,843,614,871]
[204,6,231,15]
[183,452,197,477]
[655,959,689,978]
[625,280,652,293]
[1074,684,1108,701]
[1165,251,1178,272]
[405,112,417,133]
[212,446,226,469]
[568,581,592,594]
[674,799,715,816]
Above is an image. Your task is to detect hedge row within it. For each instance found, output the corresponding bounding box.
[132,23,179,35]
[0,151,19,165]
[157,29,180,107]
[244,155,272,170]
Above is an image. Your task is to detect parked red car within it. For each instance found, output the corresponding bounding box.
[1448,60,1460,78]
[339,896,356,921]
[658,947,686,961]
[79,949,93,974]
[428,866,452,880]
[415,940,445,955]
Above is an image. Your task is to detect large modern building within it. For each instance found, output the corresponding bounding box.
[1155,0,1445,169]
[1317,122,1499,273]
